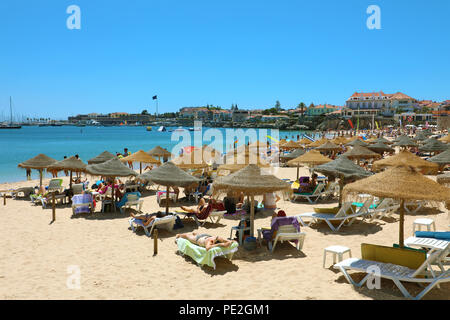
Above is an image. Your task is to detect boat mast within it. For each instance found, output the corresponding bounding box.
[10,96,12,124]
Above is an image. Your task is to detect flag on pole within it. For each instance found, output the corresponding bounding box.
[348,119,354,129]
[152,95,157,100]
[375,121,379,129]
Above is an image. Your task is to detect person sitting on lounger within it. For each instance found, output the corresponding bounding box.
[302,174,318,193]
[175,232,233,251]
[180,195,208,215]
[129,212,157,226]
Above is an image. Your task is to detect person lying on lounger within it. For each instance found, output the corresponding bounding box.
[129,212,157,226]
[175,232,234,251]
[180,195,208,215]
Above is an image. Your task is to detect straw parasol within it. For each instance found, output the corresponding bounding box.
[297,137,313,145]
[249,140,270,150]
[372,137,393,145]
[47,156,87,188]
[280,140,302,150]
[287,150,332,180]
[85,158,138,212]
[373,150,439,172]
[414,131,428,142]
[18,154,58,187]
[331,136,348,145]
[309,137,329,148]
[342,145,381,164]
[87,151,117,165]
[315,155,372,206]
[343,165,450,247]
[428,149,450,167]
[138,162,200,214]
[438,134,450,143]
[212,164,291,236]
[315,141,341,153]
[171,148,213,170]
[393,135,418,148]
[218,150,270,173]
[147,146,172,161]
[367,142,395,154]
[418,139,449,154]
[279,148,305,161]
[120,150,161,174]
[345,139,369,148]
[436,172,450,186]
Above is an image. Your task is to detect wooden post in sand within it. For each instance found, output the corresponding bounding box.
[52,192,56,222]
[153,229,158,255]
[3,193,6,206]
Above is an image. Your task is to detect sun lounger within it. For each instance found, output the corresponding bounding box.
[47,178,64,193]
[291,183,326,204]
[10,187,35,199]
[320,181,338,201]
[175,237,239,269]
[72,194,94,215]
[334,244,450,300]
[257,217,306,252]
[116,192,143,214]
[296,199,373,232]
[177,206,226,227]
[405,236,450,272]
[129,214,177,237]
[367,198,400,221]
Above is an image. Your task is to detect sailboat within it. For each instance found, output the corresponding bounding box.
[0,97,22,129]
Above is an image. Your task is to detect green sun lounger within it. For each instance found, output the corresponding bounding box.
[176,238,239,269]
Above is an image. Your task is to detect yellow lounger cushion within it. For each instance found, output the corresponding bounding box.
[361,243,426,271]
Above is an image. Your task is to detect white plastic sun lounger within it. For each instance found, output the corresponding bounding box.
[129,214,176,237]
[296,199,373,232]
[119,193,144,214]
[368,198,400,221]
[178,210,227,227]
[404,236,450,272]
[291,183,326,204]
[257,224,306,253]
[334,251,450,300]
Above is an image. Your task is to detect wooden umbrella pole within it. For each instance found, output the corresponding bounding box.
[250,195,255,237]
[39,169,43,188]
[69,171,73,189]
[166,185,169,214]
[338,178,344,208]
[113,177,116,212]
[52,192,56,222]
[296,164,299,180]
[399,199,405,248]
[140,162,142,175]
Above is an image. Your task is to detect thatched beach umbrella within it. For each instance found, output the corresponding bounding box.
[428,149,450,167]
[85,158,138,212]
[147,146,172,162]
[372,137,393,145]
[287,150,332,180]
[414,131,428,142]
[344,165,450,247]
[316,141,341,153]
[373,150,439,172]
[331,136,347,145]
[171,148,211,170]
[309,137,329,148]
[280,140,301,150]
[393,136,418,148]
[345,139,369,148]
[419,139,448,154]
[249,140,270,151]
[367,142,395,155]
[18,154,57,187]
[138,162,200,214]
[297,137,313,146]
[219,150,270,173]
[212,164,291,236]
[436,172,450,186]
[342,145,381,164]
[279,148,305,161]
[47,156,87,188]
[438,134,450,143]
[87,151,117,165]
[120,150,161,174]
[315,156,372,207]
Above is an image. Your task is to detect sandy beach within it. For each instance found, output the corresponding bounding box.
[0,166,448,300]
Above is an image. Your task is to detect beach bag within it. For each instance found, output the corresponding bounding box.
[173,216,184,230]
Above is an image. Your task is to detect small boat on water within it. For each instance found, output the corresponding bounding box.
[0,97,21,129]
[157,126,166,132]
[146,126,152,131]
[174,126,187,132]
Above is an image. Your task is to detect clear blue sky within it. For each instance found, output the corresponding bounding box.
[0,0,449,120]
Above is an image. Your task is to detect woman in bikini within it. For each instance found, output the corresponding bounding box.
[180,195,207,215]
[175,232,233,251]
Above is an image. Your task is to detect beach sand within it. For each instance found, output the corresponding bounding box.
[0,167,449,300]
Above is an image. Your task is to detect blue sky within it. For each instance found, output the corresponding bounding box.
[0,0,449,120]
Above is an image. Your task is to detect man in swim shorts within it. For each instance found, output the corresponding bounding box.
[175,232,233,251]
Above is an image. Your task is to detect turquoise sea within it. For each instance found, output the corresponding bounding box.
[0,126,320,183]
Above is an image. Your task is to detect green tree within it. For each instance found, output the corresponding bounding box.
[141,109,149,115]
[275,100,281,111]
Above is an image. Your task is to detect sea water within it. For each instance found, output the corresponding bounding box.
[0,126,320,183]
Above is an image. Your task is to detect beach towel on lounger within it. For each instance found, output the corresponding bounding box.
[72,194,93,214]
[176,237,239,269]
[262,216,301,243]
